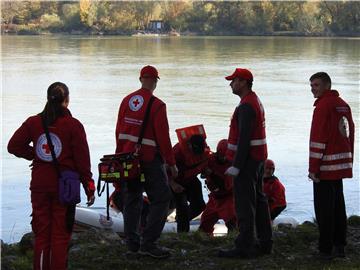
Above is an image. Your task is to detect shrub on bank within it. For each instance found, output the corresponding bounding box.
[17,24,41,35]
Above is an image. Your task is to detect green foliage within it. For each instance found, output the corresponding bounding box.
[348,215,360,226]
[17,24,41,35]
[40,13,63,31]
[61,4,82,31]
[1,1,359,36]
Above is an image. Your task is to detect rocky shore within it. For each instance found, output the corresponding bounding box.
[2,216,360,270]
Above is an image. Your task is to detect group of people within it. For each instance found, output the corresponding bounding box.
[8,65,355,269]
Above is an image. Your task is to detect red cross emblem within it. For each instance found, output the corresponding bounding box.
[42,144,50,154]
[132,99,140,107]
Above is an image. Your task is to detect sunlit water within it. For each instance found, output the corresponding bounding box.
[1,36,359,243]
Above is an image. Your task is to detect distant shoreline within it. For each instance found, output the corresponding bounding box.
[2,32,360,38]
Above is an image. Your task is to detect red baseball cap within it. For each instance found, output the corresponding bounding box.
[225,68,253,81]
[140,65,160,79]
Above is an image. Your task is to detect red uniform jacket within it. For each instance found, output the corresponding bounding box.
[206,153,233,198]
[173,143,208,185]
[309,90,355,180]
[7,110,93,193]
[263,176,286,212]
[226,91,267,162]
[115,88,175,166]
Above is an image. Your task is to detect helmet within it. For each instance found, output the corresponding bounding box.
[216,139,228,156]
[265,159,275,170]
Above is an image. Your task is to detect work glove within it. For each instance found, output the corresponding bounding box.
[225,166,240,177]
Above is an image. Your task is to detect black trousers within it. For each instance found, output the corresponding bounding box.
[173,177,206,232]
[123,156,172,249]
[313,179,347,253]
[233,159,272,251]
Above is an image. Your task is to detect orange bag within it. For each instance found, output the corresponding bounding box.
[175,124,209,167]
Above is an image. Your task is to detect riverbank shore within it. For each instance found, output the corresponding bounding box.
[2,24,360,37]
[2,216,360,270]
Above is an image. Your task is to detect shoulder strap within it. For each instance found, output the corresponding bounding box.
[136,95,155,149]
[41,115,61,176]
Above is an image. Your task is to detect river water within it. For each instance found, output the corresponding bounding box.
[1,35,359,243]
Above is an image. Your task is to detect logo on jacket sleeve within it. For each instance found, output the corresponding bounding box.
[36,133,62,161]
[339,116,350,138]
[129,95,144,111]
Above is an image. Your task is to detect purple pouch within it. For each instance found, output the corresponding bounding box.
[59,170,81,205]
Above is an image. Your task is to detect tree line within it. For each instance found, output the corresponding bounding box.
[1,1,359,36]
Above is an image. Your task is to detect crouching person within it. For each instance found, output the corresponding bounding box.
[263,159,286,221]
[169,135,208,232]
[199,139,237,235]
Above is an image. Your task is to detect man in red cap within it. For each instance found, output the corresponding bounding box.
[263,159,286,221]
[218,68,272,258]
[115,65,178,259]
[308,72,354,259]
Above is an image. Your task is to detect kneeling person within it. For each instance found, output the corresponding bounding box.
[263,159,286,221]
[199,139,237,235]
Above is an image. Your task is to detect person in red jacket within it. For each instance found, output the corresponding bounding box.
[263,159,286,221]
[115,65,178,259]
[308,72,355,259]
[219,68,272,258]
[7,82,95,270]
[169,135,208,233]
[199,139,237,236]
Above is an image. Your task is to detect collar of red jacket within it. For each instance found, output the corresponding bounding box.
[314,89,339,106]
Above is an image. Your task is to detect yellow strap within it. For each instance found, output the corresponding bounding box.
[100,173,120,179]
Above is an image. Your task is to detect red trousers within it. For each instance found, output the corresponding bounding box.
[199,194,236,235]
[31,192,73,270]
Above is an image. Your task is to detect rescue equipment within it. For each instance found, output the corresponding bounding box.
[97,96,155,220]
[175,124,209,167]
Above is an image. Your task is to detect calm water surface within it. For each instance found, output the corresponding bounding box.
[2,36,359,242]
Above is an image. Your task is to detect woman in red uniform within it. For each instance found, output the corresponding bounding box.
[8,82,95,270]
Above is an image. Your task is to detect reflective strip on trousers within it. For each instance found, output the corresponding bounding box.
[40,250,43,270]
[322,152,352,161]
[310,151,323,159]
[320,163,353,171]
[118,133,156,147]
[310,141,326,149]
[250,138,267,146]
[227,143,237,151]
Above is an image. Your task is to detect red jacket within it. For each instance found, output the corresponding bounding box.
[7,110,94,193]
[263,176,286,212]
[205,153,233,198]
[226,91,267,162]
[309,90,354,180]
[115,88,175,166]
[173,143,208,185]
